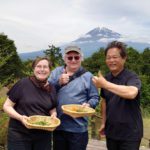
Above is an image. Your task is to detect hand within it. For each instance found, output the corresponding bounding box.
[82,103,90,107]
[20,115,29,126]
[59,69,70,85]
[49,108,57,118]
[99,124,106,139]
[92,71,108,88]
[51,112,57,118]
[44,81,49,87]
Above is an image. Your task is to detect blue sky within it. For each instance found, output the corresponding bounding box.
[0,0,150,53]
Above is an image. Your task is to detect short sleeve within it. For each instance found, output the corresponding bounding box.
[126,74,141,91]
[7,80,23,103]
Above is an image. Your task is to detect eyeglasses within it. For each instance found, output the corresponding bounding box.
[66,56,81,61]
[35,65,49,69]
[106,56,121,60]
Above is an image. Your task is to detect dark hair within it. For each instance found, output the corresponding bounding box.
[32,57,52,69]
[105,41,127,58]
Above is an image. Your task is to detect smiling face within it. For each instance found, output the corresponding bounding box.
[33,59,50,81]
[106,48,126,76]
[64,51,82,72]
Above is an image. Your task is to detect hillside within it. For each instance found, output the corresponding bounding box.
[19,27,150,60]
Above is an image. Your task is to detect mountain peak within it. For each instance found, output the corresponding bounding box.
[87,27,120,37]
[87,27,111,33]
[74,27,121,42]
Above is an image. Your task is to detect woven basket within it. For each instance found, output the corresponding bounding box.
[62,104,95,118]
[25,115,60,131]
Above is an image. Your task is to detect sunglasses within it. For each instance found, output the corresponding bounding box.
[67,56,81,61]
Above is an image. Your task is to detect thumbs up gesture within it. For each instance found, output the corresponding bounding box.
[59,69,70,85]
[92,71,107,88]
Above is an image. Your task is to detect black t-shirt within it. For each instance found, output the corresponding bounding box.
[101,69,143,141]
[7,77,57,141]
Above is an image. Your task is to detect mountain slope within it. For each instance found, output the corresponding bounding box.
[19,50,45,60]
[19,27,150,60]
[68,27,150,57]
[74,27,121,42]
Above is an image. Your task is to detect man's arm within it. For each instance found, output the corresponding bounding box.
[92,72,138,100]
[101,98,106,125]
[86,76,99,108]
[99,98,106,138]
[105,82,138,99]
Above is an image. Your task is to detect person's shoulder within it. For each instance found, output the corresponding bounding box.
[124,69,139,77]
[20,77,30,83]
[54,66,63,70]
[17,78,31,87]
[14,77,28,84]
[83,71,93,77]
[10,77,29,90]
[123,69,140,83]
[105,72,111,79]
[52,66,64,72]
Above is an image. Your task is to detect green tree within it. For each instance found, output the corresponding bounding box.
[140,48,150,75]
[126,47,141,74]
[140,75,150,115]
[82,48,108,74]
[22,59,33,76]
[44,45,63,67]
[0,33,23,86]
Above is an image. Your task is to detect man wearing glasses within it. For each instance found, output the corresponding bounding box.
[49,45,99,150]
[92,41,143,150]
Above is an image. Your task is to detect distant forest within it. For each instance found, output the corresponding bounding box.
[0,33,150,115]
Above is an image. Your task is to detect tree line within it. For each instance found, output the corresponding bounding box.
[0,33,150,115]
[0,33,63,88]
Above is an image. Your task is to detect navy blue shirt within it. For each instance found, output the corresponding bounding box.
[101,69,143,141]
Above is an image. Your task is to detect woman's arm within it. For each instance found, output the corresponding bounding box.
[3,97,29,125]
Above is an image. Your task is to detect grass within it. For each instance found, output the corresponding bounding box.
[0,87,8,110]
[0,88,8,146]
[141,118,150,147]
[0,98,5,111]
[0,112,9,146]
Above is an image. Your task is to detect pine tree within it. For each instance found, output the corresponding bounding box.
[0,33,23,86]
[44,45,63,68]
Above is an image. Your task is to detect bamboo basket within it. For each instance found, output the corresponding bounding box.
[62,104,95,118]
[25,115,60,131]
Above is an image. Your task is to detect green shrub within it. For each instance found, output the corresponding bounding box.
[0,97,5,110]
[0,112,9,146]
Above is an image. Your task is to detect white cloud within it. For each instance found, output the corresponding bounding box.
[99,38,117,43]
[79,34,92,39]
[0,0,150,53]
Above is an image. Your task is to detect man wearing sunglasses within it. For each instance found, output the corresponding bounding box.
[49,45,99,150]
